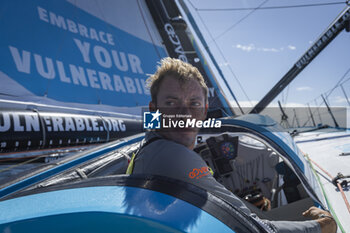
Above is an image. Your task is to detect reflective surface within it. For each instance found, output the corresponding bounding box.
[0,186,235,233]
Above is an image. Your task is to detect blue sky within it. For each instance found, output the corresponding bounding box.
[185,0,350,108]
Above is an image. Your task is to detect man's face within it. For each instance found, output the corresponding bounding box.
[150,75,208,149]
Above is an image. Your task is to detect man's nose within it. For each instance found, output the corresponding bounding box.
[177,105,192,116]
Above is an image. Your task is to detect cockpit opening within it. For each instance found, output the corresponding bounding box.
[194,132,313,221]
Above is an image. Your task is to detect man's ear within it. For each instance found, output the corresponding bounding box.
[200,104,208,121]
[203,103,208,120]
[149,101,156,111]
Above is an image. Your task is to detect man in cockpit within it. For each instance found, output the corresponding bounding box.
[130,57,337,233]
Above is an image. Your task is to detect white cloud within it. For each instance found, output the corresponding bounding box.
[257,47,279,52]
[236,44,255,52]
[219,62,230,67]
[296,86,313,91]
[234,44,296,53]
[288,45,296,50]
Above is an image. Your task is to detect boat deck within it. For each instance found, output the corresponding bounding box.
[295,130,350,232]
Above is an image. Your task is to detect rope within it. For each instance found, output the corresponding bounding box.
[307,156,350,215]
[193,2,346,12]
[303,153,346,233]
[209,0,270,42]
[188,0,257,109]
[0,156,45,174]
[308,156,333,179]
[325,67,350,99]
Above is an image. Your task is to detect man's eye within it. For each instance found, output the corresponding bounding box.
[165,101,175,106]
[191,102,201,107]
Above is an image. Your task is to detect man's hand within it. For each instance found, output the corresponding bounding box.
[302,206,337,233]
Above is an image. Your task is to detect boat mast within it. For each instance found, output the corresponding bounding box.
[250,6,350,114]
[145,0,237,116]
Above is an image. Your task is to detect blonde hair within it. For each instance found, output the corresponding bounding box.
[147,57,208,104]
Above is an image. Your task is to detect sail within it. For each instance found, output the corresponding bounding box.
[0,0,168,114]
[0,0,235,115]
[0,0,237,152]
